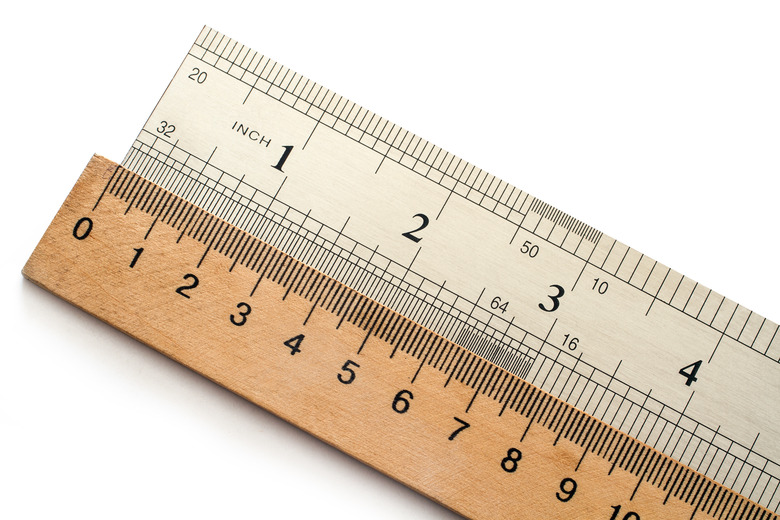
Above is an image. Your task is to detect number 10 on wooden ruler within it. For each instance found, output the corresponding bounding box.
[24,26,780,519]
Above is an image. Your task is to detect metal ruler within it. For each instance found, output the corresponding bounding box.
[25,26,779,517]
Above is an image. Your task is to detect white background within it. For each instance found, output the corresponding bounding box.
[2,2,778,518]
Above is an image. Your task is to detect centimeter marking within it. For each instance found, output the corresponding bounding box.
[119,26,779,510]
[22,156,778,519]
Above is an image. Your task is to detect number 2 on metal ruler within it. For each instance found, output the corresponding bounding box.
[25,25,780,518]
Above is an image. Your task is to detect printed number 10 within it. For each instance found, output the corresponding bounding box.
[609,505,640,520]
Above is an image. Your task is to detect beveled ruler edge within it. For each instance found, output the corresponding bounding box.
[21,155,778,519]
[119,26,779,510]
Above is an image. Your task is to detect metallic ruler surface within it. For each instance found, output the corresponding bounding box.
[22,156,777,519]
[118,28,780,511]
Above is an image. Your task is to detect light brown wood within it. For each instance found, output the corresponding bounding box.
[23,155,776,519]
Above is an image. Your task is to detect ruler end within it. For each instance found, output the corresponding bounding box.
[22,154,123,291]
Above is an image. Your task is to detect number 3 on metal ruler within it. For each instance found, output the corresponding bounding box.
[24,24,780,520]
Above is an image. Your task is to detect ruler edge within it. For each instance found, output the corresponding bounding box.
[21,154,779,519]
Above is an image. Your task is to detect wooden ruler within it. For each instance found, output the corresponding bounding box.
[23,156,776,519]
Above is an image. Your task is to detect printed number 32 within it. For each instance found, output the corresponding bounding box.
[157,121,175,137]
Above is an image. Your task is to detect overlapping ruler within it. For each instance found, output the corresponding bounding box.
[116,27,779,512]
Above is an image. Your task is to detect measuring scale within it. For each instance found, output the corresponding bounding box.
[23,26,779,519]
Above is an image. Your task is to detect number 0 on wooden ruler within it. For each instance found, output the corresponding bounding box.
[23,26,779,520]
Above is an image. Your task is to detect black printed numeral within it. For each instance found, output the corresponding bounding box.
[272,145,294,172]
[156,121,175,137]
[284,334,304,355]
[491,296,509,314]
[501,447,522,473]
[129,247,144,268]
[521,240,539,257]
[230,302,252,326]
[188,67,208,84]
[563,334,579,351]
[448,417,470,441]
[679,360,702,386]
[338,360,360,385]
[609,505,640,520]
[72,217,93,240]
[392,390,414,414]
[402,213,429,243]
[175,274,199,298]
[539,284,565,312]
[593,278,609,294]
[556,477,577,502]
